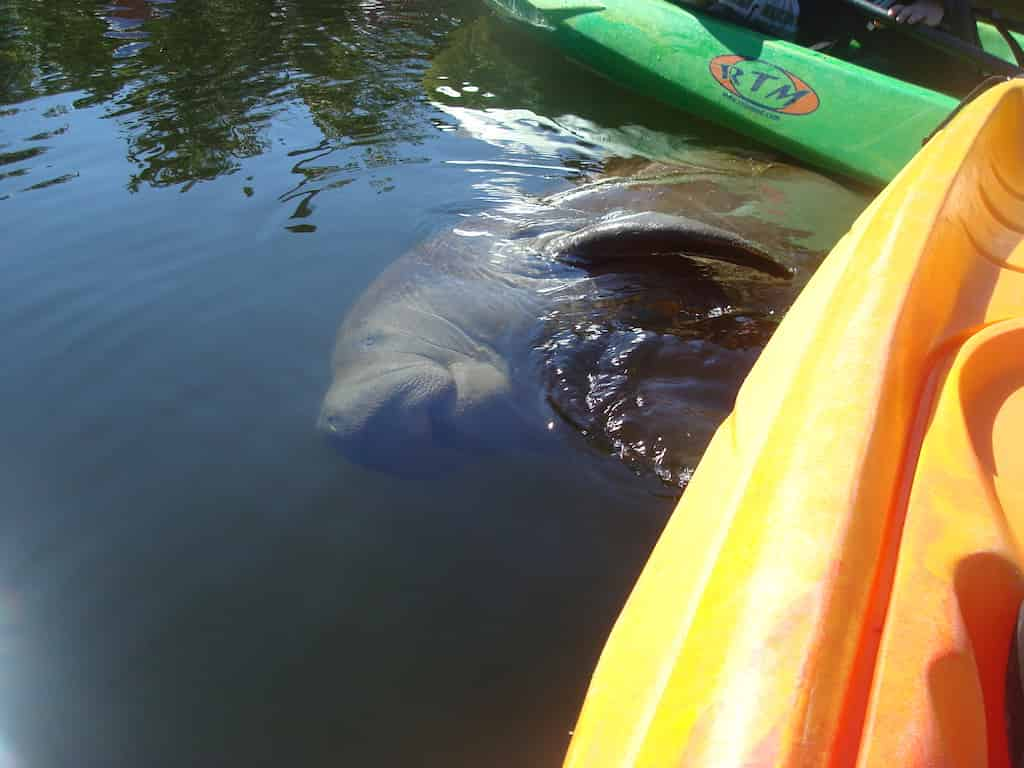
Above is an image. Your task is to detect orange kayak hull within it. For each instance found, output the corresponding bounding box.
[564,80,1024,768]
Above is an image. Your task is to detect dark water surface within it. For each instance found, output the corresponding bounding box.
[0,2,869,766]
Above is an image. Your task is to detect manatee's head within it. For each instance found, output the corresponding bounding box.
[318,323,524,474]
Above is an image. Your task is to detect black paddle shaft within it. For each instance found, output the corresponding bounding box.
[839,0,1022,77]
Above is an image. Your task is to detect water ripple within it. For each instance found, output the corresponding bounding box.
[1,0,468,204]
[538,258,787,488]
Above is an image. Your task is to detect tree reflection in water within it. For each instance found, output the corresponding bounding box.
[0,0,476,201]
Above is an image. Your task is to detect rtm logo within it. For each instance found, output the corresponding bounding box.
[709,55,820,116]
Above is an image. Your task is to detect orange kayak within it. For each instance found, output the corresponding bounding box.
[564,78,1024,768]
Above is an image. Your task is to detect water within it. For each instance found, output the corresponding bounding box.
[0,2,870,766]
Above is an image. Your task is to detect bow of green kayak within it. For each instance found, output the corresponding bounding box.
[485,0,1021,185]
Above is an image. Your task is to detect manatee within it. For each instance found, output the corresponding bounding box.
[320,160,867,485]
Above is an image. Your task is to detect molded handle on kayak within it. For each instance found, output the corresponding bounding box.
[527,0,605,8]
[489,0,606,28]
[523,0,606,18]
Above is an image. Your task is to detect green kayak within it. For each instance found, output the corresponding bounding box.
[484,0,1023,185]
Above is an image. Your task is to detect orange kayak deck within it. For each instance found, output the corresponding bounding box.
[564,80,1024,768]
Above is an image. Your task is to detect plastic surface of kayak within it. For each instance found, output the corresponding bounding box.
[564,78,1024,767]
[486,0,1023,186]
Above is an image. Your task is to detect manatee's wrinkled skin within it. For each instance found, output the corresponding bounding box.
[320,161,866,485]
[320,221,550,471]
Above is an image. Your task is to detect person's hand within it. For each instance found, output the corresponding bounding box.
[887,0,945,26]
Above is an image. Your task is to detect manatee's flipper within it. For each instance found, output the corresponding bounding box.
[544,211,792,278]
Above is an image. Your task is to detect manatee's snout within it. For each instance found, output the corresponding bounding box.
[319,357,458,464]
[319,353,516,472]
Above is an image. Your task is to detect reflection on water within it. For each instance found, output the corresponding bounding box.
[1,0,471,209]
[0,2,871,767]
[101,0,174,58]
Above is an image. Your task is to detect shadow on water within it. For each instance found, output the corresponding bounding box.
[423,12,764,162]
